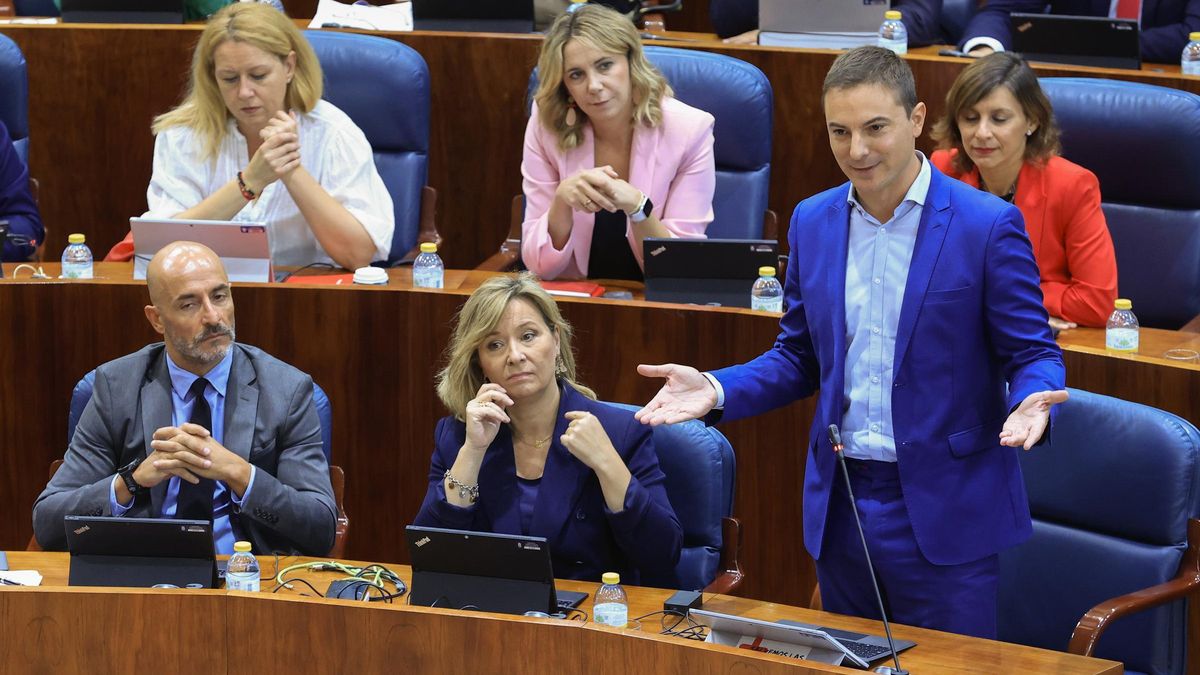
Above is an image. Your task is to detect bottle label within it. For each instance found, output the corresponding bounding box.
[1105,327,1139,352]
[593,602,627,627]
[413,269,444,289]
[61,263,93,280]
[751,297,783,313]
[226,573,260,592]
[878,38,907,55]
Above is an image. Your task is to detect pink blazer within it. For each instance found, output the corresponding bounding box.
[520,97,715,279]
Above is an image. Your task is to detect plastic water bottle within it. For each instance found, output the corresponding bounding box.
[61,233,94,279]
[412,242,444,289]
[1105,298,1139,353]
[1183,32,1200,76]
[751,266,783,312]
[878,10,908,55]
[593,572,628,628]
[225,541,261,592]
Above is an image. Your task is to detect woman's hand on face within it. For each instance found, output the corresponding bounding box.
[245,112,301,191]
[555,166,620,214]
[463,383,514,453]
[559,410,620,472]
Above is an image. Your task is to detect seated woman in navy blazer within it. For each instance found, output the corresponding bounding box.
[414,273,682,585]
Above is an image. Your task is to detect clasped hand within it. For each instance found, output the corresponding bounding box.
[134,423,247,489]
[556,165,643,215]
[243,111,302,193]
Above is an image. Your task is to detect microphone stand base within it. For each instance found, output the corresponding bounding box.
[873,667,910,675]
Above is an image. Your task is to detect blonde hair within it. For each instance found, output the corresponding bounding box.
[436,273,595,418]
[152,2,323,162]
[533,4,672,151]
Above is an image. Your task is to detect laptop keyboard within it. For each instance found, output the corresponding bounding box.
[834,639,891,661]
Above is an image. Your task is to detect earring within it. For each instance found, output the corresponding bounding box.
[555,356,567,376]
[565,98,577,127]
[1026,128,1034,137]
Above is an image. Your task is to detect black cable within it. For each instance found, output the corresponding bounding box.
[273,577,322,596]
[276,262,336,282]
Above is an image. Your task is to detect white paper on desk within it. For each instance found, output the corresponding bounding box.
[308,0,412,32]
[0,17,60,24]
[0,571,44,586]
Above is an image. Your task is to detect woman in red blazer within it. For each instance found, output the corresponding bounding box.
[931,53,1117,328]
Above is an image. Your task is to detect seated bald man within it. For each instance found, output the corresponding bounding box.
[32,241,336,555]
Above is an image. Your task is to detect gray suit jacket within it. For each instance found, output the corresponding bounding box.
[32,343,337,555]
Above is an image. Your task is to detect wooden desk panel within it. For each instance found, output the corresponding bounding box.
[2,24,1198,267]
[0,551,1123,674]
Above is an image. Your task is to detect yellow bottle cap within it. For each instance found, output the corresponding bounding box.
[601,572,620,585]
[758,266,776,277]
[885,10,902,19]
[68,233,86,244]
[1190,31,1200,40]
[420,242,438,253]
[233,541,252,553]
[1114,299,1132,310]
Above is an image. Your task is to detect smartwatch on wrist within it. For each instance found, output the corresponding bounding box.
[118,460,147,500]
[629,193,653,223]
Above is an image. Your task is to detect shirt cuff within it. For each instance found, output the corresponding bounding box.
[962,36,1005,54]
[230,465,257,505]
[109,476,134,516]
[702,372,725,410]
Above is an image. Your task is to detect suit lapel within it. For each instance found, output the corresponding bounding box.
[140,350,174,515]
[529,384,588,539]
[477,426,520,533]
[223,346,257,463]
[826,198,851,406]
[627,122,660,214]
[894,170,952,375]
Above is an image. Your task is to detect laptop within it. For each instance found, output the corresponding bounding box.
[758,0,888,49]
[643,238,778,308]
[64,515,217,588]
[693,608,916,669]
[1011,13,1141,70]
[60,0,183,23]
[406,525,564,615]
[411,0,534,33]
[130,217,272,283]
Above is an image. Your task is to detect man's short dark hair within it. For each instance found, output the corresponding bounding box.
[822,46,918,115]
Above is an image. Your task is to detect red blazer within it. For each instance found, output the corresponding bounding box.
[931,150,1118,327]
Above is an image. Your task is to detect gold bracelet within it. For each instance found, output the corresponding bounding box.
[444,469,479,503]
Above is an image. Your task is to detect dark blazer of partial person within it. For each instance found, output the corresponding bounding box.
[710,164,1065,567]
[32,343,338,555]
[0,120,44,262]
[414,382,683,586]
[959,0,1200,63]
[710,0,948,46]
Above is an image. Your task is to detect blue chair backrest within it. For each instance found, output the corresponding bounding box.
[1040,78,1200,329]
[13,0,59,15]
[526,47,773,240]
[68,370,334,463]
[0,33,30,165]
[611,402,736,591]
[305,31,430,265]
[997,388,1200,675]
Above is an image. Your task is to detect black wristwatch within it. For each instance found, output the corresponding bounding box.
[118,460,147,499]
[629,193,654,223]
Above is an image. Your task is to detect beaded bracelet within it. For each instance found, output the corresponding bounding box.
[444,469,479,503]
[237,171,256,201]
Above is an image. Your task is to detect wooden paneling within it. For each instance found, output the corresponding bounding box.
[3,25,1199,268]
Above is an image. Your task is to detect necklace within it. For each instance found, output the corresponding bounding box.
[514,432,553,448]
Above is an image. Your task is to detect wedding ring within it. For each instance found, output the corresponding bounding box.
[584,200,593,208]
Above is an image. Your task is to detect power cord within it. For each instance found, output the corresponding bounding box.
[270,560,407,603]
[11,263,48,279]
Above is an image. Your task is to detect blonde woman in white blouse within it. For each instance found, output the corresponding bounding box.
[107,3,393,269]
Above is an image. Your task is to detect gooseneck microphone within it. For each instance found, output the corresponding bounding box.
[827,424,910,675]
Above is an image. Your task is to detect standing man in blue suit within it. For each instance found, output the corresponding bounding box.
[959,0,1200,63]
[636,46,1067,638]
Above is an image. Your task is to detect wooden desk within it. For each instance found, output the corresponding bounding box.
[0,551,1122,673]
[1,23,1197,267]
[1,263,1197,610]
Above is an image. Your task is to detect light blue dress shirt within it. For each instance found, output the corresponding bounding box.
[841,153,931,462]
[110,347,256,553]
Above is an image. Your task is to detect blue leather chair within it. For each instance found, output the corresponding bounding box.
[480,47,774,270]
[612,402,743,594]
[12,0,58,16]
[304,31,438,266]
[43,370,350,557]
[1040,78,1200,330]
[997,388,1200,675]
[0,33,29,165]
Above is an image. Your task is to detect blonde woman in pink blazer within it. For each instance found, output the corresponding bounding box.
[521,4,716,281]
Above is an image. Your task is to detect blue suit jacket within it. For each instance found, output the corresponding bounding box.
[712,165,1065,566]
[414,382,683,585]
[959,0,1200,63]
[0,120,43,261]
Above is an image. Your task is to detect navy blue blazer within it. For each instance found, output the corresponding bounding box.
[959,0,1200,63]
[414,382,683,586]
[0,120,43,261]
[710,0,948,47]
[711,164,1065,566]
